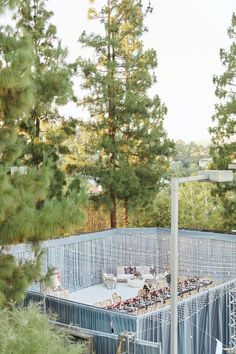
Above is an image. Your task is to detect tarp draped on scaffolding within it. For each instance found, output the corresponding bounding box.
[11,228,236,354]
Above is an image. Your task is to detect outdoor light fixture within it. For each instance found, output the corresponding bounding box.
[228,163,236,170]
[199,170,234,182]
[170,170,234,354]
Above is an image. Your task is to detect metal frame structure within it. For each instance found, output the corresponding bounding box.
[12,225,236,354]
[170,170,234,354]
[229,289,236,351]
[118,332,162,354]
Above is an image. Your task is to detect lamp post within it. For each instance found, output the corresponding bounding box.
[170,170,234,354]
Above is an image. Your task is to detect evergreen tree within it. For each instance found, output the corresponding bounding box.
[78,0,173,227]
[209,13,236,230]
[0,0,19,13]
[0,5,86,307]
[14,0,77,199]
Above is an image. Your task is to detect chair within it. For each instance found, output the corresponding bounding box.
[138,289,146,297]
[113,295,122,304]
[116,266,132,283]
[112,292,119,302]
[93,301,103,307]
[151,280,158,291]
[102,299,112,307]
[102,272,117,289]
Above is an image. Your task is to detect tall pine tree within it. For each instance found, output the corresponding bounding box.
[209,13,236,230]
[0,4,86,306]
[78,0,173,227]
[14,0,78,199]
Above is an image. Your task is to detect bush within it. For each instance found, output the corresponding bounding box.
[0,306,86,354]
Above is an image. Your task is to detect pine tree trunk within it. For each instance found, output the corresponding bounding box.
[35,116,40,138]
[124,197,129,227]
[110,188,117,228]
[107,0,117,229]
[33,109,40,138]
[123,22,129,230]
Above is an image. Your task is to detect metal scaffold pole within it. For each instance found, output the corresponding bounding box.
[229,289,236,352]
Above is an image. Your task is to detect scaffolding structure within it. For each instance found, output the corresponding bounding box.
[229,289,236,352]
[118,332,162,354]
[11,227,236,354]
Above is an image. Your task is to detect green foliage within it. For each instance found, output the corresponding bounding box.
[14,0,78,200]
[0,127,86,244]
[173,140,210,172]
[178,183,224,230]
[0,131,86,305]
[0,248,43,306]
[0,30,34,124]
[0,3,87,307]
[0,0,20,13]
[0,305,86,354]
[128,182,224,231]
[209,13,236,230]
[15,0,73,125]
[78,0,174,227]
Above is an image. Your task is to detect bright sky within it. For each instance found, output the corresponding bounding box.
[47,0,235,143]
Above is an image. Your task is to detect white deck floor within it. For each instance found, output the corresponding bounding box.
[65,283,142,305]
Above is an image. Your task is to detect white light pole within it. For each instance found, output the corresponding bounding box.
[170,170,234,354]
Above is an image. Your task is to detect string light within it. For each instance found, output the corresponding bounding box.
[11,228,236,351]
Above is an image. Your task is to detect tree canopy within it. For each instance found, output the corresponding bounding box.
[0,1,86,306]
[78,0,174,227]
[209,13,236,230]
